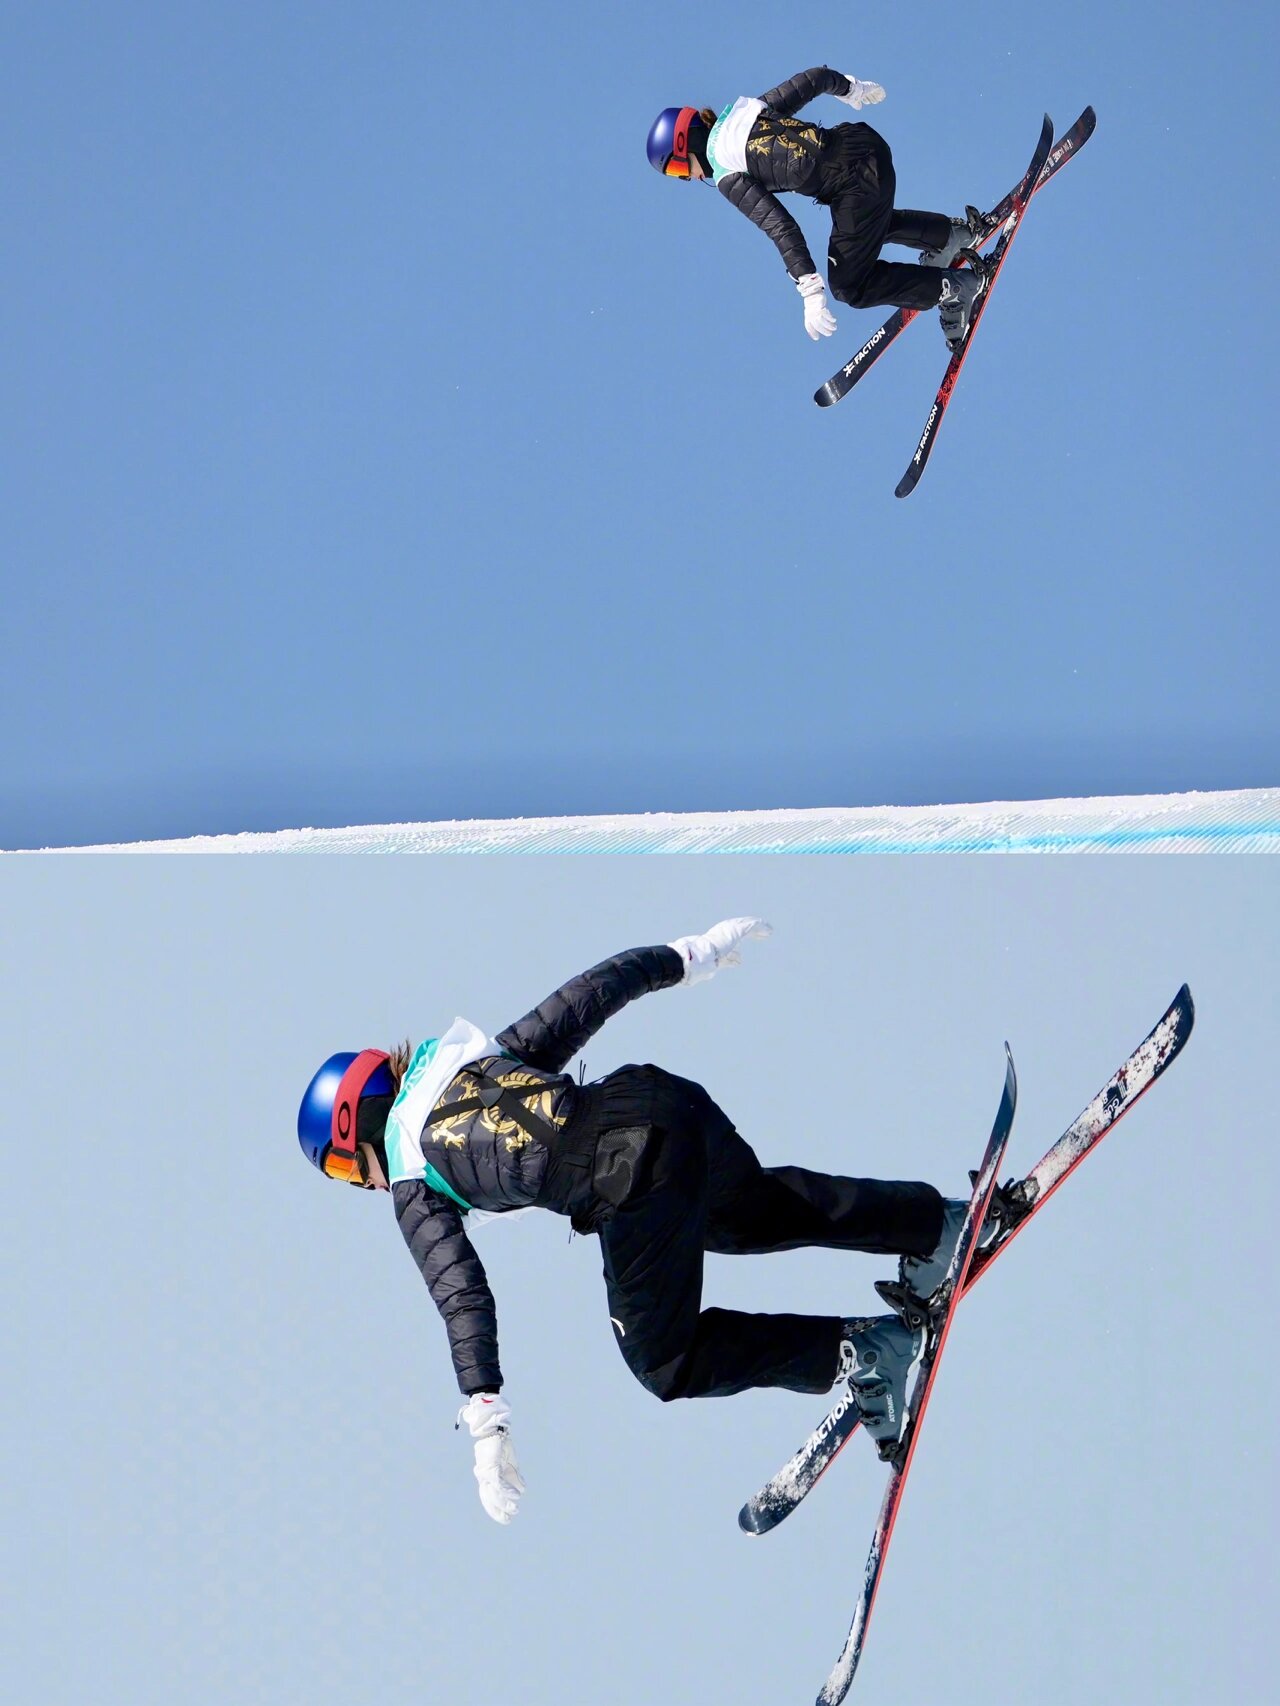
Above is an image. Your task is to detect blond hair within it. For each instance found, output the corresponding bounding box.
[386,1038,414,1092]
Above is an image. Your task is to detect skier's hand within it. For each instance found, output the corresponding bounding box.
[669,917,773,986]
[836,76,885,111]
[457,1392,526,1525]
[796,273,837,340]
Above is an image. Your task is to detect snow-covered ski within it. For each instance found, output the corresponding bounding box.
[816,1050,1016,1706]
[892,113,1054,497]
[815,106,1095,409]
[738,984,1194,1538]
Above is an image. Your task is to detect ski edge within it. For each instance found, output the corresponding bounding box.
[893,113,1054,498]
[815,1050,1016,1705]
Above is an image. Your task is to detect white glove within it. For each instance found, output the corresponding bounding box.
[836,76,886,111]
[456,1392,526,1525]
[668,917,773,986]
[796,272,837,340]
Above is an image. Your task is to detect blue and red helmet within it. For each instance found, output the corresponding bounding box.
[647,106,709,179]
[297,1049,395,1184]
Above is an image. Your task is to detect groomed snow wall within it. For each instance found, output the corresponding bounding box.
[26,787,1280,854]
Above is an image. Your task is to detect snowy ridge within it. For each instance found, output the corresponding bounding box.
[18,786,1280,854]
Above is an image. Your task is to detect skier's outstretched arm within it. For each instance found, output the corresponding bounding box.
[496,920,773,1075]
[717,173,817,281]
[761,66,885,117]
[495,944,684,1074]
[394,1180,502,1393]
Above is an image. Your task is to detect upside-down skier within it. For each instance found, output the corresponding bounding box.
[297,920,982,1525]
[646,67,992,350]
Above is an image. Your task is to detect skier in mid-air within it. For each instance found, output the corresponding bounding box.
[647,67,991,350]
[297,920,977,1525]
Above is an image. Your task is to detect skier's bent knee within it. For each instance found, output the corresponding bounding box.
[830,276,875,310]
[627,1355,687,1402]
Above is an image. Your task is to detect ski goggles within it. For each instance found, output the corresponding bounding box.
[321,1048,392,1184]
[663,107,701,179]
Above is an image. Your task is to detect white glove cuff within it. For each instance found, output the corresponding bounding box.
[457,1391,511,1439]
[838,75,885,110]
[668,934,718,984]
[796,272,826,298]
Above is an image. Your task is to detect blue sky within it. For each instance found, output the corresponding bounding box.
[6,855,1277,1703]
[3,2,1278,847]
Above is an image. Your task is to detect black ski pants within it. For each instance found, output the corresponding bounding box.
[820,123,954,312]
[589,1065,944,1403]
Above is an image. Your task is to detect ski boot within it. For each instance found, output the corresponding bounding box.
[837,1314,927,1463]
[937,254,993,352]
[878,1176,1028,1329]
[921,206,995,268]
[899,1195,974,1301]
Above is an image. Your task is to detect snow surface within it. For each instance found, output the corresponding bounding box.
[14,786,1280,854]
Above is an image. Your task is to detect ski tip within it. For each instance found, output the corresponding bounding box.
[737,1504,773,1537]
[814,382,840,408]
[1177,983,1195,1026]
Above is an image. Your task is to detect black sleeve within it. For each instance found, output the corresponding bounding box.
[760,65,851,117]
[495,944,685,1075]
[394,1180,502,1395]
[717,173,817,280]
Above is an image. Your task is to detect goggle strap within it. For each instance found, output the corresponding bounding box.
[667,106,700,177]
[330,1048,391,1160]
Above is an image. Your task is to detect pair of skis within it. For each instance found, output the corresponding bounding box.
[739,984,1195,1703]
[816,106,1097,496]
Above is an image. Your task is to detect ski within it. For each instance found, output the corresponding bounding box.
[893,112,1054,497]
[738,984,1194,1538]
[817,1049,1016,1705]
[968,983,1194,1284]
[815,107,1095,409]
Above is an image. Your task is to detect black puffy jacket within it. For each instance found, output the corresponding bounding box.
[716,66,856,279]
[392,944,684,1393]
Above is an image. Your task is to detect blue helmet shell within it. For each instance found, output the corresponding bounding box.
[647,106,707,176]
[297,1050,395,1171]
